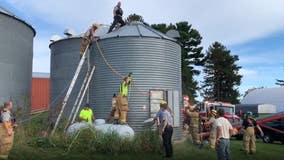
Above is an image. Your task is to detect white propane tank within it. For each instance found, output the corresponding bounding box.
[66,119,135,138]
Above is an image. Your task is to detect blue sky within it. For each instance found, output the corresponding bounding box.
[1,0,284,98]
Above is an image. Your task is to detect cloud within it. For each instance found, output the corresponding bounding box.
[5,0,284,47]
[239,69,257,77]
[32,37,50,72]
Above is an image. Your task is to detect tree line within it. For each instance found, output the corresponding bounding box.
[126,14,243,104]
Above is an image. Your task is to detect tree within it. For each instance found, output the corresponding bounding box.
[276,67,284,86]
[276,79,284,86]
[125,14,144,23]
[152,22,204,103]
[202,42,242,104]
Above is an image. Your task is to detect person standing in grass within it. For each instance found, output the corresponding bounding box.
[161,101,173,159]
[204,109,218,150]
[0,101,14,160]
[216,109,234,160]
[242,111,264,155]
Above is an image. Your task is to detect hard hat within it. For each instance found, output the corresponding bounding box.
[92,23,100,29]
[211,109,217,116]
[160,100,167,105]
[247,111,253,116]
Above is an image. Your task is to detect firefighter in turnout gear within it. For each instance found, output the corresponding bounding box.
[204,109,218,150]
[116,73,132,124]
[242,111,264,154]
[109,94,119,124]
[80,23,100,59]
[0,101,14,160]
[186,106,201,145]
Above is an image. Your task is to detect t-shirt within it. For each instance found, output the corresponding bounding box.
[156,109,163,125]
[1,109,11,122]
[216,117,233,139]
[162,110,173,126]
[79,109,94,123]
[242,118,257,129]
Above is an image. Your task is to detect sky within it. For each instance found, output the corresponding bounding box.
[1,0,284,98]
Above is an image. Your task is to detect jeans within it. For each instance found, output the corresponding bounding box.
[162,125,173,157]
[108,15,125,33]
[217,138,230,160]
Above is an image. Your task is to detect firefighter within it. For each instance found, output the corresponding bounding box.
[0,101,14,159]
[204,109,218,150]
[117,73,132,124]
[108,94,119,124]
[242,111,264,154]
[80,23,100,59]
[186,106,201,145]
[108,1,125,33]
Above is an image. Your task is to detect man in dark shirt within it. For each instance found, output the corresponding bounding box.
[242,112,264,154]
[108,1,125,33]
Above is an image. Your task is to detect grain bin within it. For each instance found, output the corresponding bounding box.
[49,25,109,119]
[0,6,35,116]
[49,36,88,118]
[90,22,183,139]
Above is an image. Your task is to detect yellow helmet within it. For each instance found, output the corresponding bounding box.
[92,23,100,29]
[211,109,217,116]
[160,100,167,105]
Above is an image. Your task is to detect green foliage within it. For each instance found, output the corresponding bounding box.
[125,14,145,23]
[275,79,284,86]
[152,22,204,103]
[202,42,242,103]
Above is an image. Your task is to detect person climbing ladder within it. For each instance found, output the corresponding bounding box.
[80,23,100,59]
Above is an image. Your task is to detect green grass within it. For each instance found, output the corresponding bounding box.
[10,139,284,160]
[8,113,284,160]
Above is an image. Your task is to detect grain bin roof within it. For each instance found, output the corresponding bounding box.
[241,87,284,112]
[0,6,36,36]
[100,21,177,42]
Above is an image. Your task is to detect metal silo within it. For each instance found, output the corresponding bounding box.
[49,25,110,120]
[0,7,35,116]
[90,22,183,139]
[49,36,88,118]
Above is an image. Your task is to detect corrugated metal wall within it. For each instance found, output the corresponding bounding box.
[31,78,50,113]
[0,10,35,117]
[49,37,88,119]
[90,37,183,139]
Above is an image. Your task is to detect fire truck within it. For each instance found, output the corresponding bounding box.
[183,99,242,138]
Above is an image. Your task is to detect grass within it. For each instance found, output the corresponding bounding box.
[8,113,284,160]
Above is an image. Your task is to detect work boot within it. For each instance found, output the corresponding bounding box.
[113,119,119,125]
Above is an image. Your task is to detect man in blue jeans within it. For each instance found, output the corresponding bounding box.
[216,109,234,160]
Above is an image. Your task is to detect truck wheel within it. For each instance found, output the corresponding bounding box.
[263,135,273,143]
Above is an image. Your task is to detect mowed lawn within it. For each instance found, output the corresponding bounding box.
[10,139,284,160]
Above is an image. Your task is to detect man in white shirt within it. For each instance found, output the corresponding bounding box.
[216,109,234,160]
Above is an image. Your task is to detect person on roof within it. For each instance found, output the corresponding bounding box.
[80,23,100,59]
[108,1,125,33]
[242,111,264,155]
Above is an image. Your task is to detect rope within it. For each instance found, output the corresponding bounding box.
[95,41,124,79]
[95,41,150,96]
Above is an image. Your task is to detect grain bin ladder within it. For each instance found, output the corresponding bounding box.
[51,44,94,136]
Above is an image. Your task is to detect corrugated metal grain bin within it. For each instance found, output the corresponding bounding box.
[31,73,50,113]
[49,37,88,119]
[90,22,183,139]
[0,6,35,116]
